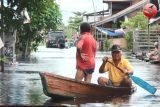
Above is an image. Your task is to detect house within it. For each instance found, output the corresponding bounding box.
[83,0,149,49]
[95,0,148,27]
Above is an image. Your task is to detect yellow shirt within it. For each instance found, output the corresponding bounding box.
[104,58,133,86]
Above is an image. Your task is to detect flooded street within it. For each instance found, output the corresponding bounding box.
[1,46,160,106]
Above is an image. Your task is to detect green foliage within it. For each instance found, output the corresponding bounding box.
[0,56,6,62]
[2,0,62,57]
[104,39,112,51]
[125,32,133,50]
[121,12,148,50]
[27,0,62,30]
[121,12,148,30]
[68,11,85,32]
[57,24,76,39]
[64,27,76,38]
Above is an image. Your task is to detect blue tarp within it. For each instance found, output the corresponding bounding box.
[96,27,125,37]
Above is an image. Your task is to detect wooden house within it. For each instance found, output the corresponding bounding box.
[83,0,149,49]
[98,0,148,28]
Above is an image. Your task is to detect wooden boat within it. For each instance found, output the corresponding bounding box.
[39,72,137,100]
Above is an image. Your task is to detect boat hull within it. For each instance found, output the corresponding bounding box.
[39,72,136,100]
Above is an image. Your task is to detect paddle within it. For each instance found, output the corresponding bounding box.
[107,61,157,94]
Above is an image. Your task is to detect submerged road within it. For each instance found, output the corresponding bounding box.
[0,46,160,106]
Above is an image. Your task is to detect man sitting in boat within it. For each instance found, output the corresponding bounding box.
[98,44,133,87]
[146,42,160,61]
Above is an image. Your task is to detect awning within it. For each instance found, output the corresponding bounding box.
[96,27,125,37]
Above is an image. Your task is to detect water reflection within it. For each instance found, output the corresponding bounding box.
[0,46,160,106]
[44,95,132,107]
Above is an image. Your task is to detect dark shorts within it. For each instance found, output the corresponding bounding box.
[83,68,94,75]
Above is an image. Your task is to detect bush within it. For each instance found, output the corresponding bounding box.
[104,39,112,51]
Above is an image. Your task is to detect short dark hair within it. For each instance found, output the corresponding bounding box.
[80,22,91,33]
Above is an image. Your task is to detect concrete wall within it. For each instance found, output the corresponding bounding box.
[110,38,127,49]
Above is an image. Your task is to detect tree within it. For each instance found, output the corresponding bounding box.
[121,12,148,50]
[68,11,86,32]
[1,0,62,58]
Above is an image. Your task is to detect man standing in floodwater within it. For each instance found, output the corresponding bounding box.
[75,22,97,83]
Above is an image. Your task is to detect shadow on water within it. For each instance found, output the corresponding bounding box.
[43,95,132,107]
[141,95,160,103]
[17,57,39,64]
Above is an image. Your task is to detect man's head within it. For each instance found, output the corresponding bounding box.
[80,22,91,34]
[111,44,122,52]
[111,44,122,61]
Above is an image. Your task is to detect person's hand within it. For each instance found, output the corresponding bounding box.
[102,56,109,63]
[80,53,88,62]
[120,68,133,75]
[121,68,128,74]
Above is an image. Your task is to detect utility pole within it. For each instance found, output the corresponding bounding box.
[91,0,97,41]
[0,0,4,72]
[92,0,96,24]
[148,19,150,52]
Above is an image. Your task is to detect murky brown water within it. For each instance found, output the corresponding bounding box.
[1,46,160,106]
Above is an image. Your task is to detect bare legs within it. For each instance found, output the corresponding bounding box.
[120,76,132,87]
[75,68,92,83]
[97,76,132,87]
[97,77,110,86]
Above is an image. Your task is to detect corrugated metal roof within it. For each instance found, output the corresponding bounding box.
[94,0,148,26]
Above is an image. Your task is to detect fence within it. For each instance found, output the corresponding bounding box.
[133,29,160,54]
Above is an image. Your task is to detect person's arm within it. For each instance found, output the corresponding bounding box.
[77,47,82,59]
[99,57,108,73]
[76,36,88,61]
[121,60,133,75]
[77,47,88,62]
[121,68,133,75]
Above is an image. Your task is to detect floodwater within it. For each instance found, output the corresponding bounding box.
[0,46,160,107]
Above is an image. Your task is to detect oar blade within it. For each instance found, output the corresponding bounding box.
[130,75,157,94]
